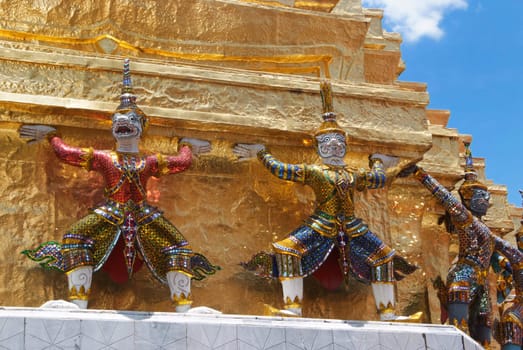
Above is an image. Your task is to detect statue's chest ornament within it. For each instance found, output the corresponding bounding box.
[326,168,351,196]
[107,154,147,197]
[114,155,145,176]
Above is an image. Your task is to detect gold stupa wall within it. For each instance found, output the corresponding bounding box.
[0,0,518,325]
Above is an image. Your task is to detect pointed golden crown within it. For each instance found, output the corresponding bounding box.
[313,80,346,139]
[115,58,148,130]
[458,141,488,200]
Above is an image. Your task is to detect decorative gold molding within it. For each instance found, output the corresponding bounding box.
[364,43,387,50]
[0,29,332,76]
[237,0,337,11]
[294,1,336,11]
[237,0,290,8]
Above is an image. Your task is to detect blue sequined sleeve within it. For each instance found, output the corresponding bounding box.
[494,236,523,267]
[355,158,387,191]
[257,150,305,183]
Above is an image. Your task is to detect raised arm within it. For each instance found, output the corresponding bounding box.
[233,143,305,183]
[19,125,95,169]
[354,153,397,191]
[257,150,305,183]
[153,143,193,176]
[493,235,523,297]
[413,166,472,227]
[494,236,523,267]
[152,137,211,176]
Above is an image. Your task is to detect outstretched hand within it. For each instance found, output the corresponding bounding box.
[180,137,212,156]
[232,143,265,161]
[19,125,56,144]
[370,153,399,169]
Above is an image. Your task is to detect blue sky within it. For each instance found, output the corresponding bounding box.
[362,0,522,205]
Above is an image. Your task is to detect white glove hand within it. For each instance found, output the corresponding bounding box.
[370,153,399,169]
[180,137,212,155]
[19,125,56,144]
[232,143,266,161]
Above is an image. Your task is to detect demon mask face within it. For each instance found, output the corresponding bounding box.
[111,109,144,142]
[316,132,346,165]
[468,187,490,217]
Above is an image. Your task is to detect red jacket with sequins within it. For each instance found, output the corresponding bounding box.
[49,135,192,205]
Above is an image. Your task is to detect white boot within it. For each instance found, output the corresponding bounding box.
[281,277,303,316]
[372,282,423,322]
[66,266,93,309]
[166,271,192,312]
[372,282,396,321]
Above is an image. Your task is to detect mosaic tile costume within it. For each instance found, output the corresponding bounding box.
[494,192,523,350]
[21,59,218,311]
[412,147,495,348]
[238,82,417,320]
[249,151,416,284]
[494,233,523,350]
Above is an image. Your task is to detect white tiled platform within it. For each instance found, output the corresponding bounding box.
[0,306,483,349]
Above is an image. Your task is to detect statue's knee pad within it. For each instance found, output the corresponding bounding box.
[371,260,394,283]
[62,233,94,272]
[274,253,302,278]
[500,307,523,347]
[163,247,193,275]
[448,281,471,304]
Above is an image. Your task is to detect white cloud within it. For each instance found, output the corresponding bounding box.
[362,0,468,42]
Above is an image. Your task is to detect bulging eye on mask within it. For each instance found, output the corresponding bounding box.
[316,133,346,145]
[468,188,491,216]
[111,111,143,140]
[316,133,347,160]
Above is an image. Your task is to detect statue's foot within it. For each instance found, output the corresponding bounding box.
[39,300,80,309]
[172,292,193,313]
[70,299,88,309]
[263,304,301,317]
[186,306,222,315]
[175,304,192,313]
[380,311,423,323]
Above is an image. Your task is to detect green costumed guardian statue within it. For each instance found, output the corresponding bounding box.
[234,81,419,321]
[20,59,219,311]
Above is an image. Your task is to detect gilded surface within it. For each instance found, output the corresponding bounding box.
[0,1,517,336]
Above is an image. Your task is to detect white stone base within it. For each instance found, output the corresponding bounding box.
[0,306,483,349]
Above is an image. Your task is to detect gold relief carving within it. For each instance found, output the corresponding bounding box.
[237,0,291,8]
[364,43,387,50]
[0,29,331,77]
[0,30,137,53]
[238,0,339,11]
[294,1,337,11]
